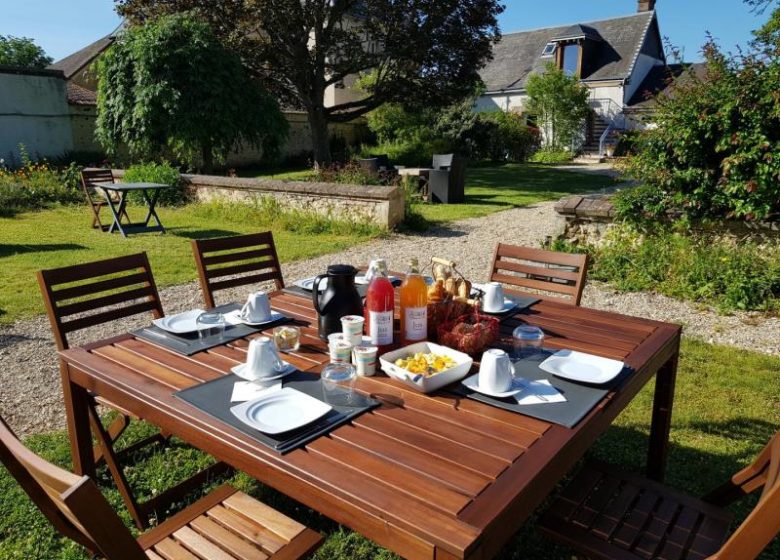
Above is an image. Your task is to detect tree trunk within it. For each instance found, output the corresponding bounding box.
[201,143,214,174]
[307,106,332,168]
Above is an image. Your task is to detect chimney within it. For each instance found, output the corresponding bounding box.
[638,0,655,11]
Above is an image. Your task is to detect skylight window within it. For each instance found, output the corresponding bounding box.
[541,42,557,57]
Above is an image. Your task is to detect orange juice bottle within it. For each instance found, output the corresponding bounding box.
[400,258,428,343]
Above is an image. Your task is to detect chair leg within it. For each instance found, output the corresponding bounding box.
[87,405,147,530]
[92,414,130,466]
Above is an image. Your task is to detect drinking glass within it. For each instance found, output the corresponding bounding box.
[273,326,300,353]
[196,312,225,340]
[512,325,545,359]
[321,362,357,406]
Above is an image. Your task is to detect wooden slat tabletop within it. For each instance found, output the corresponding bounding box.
[60,290,681,560]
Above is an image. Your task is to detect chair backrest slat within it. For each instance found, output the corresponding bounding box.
[37,252,164,350]
[81,168,114,189]
[711,431,780,559]
[0,416,147,559]
[192,232,284,308]
[490,243,589,306]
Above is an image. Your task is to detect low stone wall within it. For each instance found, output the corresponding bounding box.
[555,194,780,245]
[114,170,404,229]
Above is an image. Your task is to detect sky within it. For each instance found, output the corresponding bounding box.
[0,0,770,63]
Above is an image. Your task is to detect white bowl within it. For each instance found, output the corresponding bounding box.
[379,342,473,393]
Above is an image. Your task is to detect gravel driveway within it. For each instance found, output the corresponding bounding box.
[1,200,777,437]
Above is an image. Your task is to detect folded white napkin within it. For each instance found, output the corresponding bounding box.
[223,309,246,326]
[230,381,283,402]
[514,379,566,405]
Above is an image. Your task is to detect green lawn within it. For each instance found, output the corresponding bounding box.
[414,163,615,225]
[253,163,616,225]
[0,338,777,559]
[0,203,380,325]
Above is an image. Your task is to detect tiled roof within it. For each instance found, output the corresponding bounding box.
[66,82,97,106]
[626,62,708,109]
[480,11,657,92]
[48,21,125,79]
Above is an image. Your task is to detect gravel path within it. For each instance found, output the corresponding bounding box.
[2,200,778,437]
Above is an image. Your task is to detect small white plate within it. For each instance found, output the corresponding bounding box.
[230,387,332,434]
[153,309,205,334]
[294,277,329,291]
[224,309,285,327]
[461,373,525,398]
[539,350,625,385]
[231,361,296,382]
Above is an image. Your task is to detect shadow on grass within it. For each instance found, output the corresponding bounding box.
[166,228,241,240]
[0,243,87,258]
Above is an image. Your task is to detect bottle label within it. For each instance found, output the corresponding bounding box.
[404,306,427,341]
[369,310,393,345]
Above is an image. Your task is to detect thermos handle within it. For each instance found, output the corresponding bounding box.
[312,274,327,314]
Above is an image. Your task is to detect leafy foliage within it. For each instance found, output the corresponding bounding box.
[0,35,52,68]
[621,6,780,222]
[363,100,539,165]
[529,148,573,164]
[0,148,81,216]
[115,0,503,164]
[525,63,590,150]
[96,13,288,171]
[122,161,188,206]
[555,225,780,312]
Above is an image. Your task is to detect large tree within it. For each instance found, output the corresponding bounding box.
[0,35,52,68]
[115,0,504,165]
[95,13,288,171]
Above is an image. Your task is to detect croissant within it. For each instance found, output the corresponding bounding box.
[444,278,457,297]
[457,279,472,299]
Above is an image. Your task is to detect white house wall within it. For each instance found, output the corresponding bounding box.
[625,53,663,104]
[0,71,73,163]
[474,92,526,113]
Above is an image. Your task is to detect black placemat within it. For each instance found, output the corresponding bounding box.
[450,351,631,428]
[175,371,379,454]
[132,303,290,356]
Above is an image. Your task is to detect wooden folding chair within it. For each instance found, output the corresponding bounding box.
[81,168,129,231]
[192,232,285,308]
[489,243,589,306]
[37,253,230,529]
[0,415,323,560]
[538,430,780,560]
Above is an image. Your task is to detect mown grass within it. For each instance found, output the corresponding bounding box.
[1,338,777,559]
[253,163,615,226]
[0,201,383,325]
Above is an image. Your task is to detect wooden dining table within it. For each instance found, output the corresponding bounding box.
[58,289,681,560]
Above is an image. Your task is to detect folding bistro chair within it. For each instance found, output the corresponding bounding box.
[191,232,285,308]
[37,253,229,529]
[80,168,130,231]
[538,430,780,560]
[0,415,322,560]
[489,243,590,306]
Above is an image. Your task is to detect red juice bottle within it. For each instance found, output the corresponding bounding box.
[365,260,395,352]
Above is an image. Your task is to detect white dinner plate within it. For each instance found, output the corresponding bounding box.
[461,373,524,398]
[224,309,285,327]
[152,309,205,334]
[231,361,296,382]
[230,387,332,434]
[294,277,328,292]
[539,350,625,385]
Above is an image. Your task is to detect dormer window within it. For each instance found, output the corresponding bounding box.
[561,44,581,76]
[541,42,557,57]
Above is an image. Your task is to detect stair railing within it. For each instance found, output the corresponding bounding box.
[599,122,615,158]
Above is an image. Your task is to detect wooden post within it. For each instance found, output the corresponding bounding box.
[60,362,97,479]
[647,337,680,482]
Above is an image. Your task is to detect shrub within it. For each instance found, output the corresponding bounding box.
[310,162,387,186]
[477,111,540,162]
[122,161,187,206]
[558,225,780,312]
[621,12,780,222]
[529,148,573,164]
[358,136,452,167]
[611,184,671,224]
[0,150,82,216]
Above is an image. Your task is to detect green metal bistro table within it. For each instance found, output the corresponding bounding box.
[95,182,170,237]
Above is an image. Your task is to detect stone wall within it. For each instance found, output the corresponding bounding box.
[114,170,404,229]
[555,194,780,245]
